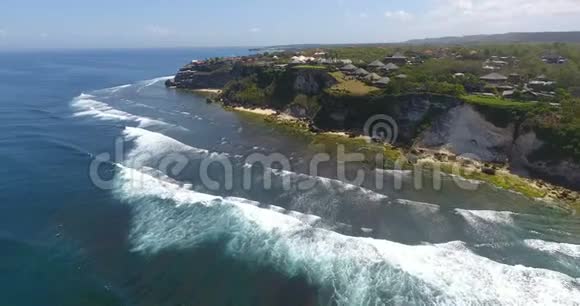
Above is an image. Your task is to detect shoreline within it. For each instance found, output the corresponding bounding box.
[185,91,580,212]
[227,104,579,212]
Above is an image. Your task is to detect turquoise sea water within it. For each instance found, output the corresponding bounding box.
[1,48,580,306]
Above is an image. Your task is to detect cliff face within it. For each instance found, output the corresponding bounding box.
[167,62,580,190]
[314,94,580,190]
[415,104,516,163]
[166,62,261,90]
[512,131,580,189]
[414,104,580,190]
[313,94,460,143]
[292,70,337,95]
[168,70,234,89]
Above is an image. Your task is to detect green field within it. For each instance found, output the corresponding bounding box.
[461,95,538,110]
[327,71,380,96]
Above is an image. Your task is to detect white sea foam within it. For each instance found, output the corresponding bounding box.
[114,166,580,305]
[71,97,174,129]
[524,239,580,258]
[114,125,580,304]
[394,199,440,211]
[124,126,391,205]
[123,127,211,157]
[456,208,515,225]
[275,169,390,202]
[106,84,131,93]
[137,75,173,92]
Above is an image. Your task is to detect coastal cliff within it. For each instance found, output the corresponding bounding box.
[166,62,580,192]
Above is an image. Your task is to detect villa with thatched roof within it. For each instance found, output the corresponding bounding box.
[353,68,370,76]
[380,63,400,72]
[480,72,508,84]
[374,77,391,87]
[368,60,385,68]
[340,64,358,72]
[364,73,382,82]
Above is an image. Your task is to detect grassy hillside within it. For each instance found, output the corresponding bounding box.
[326,72,380,96]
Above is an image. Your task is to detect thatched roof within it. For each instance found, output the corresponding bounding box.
[374,77,391,86]
[340,64,358,71]
[382,63,400,70]
[480,72,507,81]
[368,60,385,67]
[364,73,382,81]
[354,68,370,76]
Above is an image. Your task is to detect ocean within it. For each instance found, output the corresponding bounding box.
[1,48,579,306]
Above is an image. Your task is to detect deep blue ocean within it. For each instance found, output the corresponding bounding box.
[1,48,580,306]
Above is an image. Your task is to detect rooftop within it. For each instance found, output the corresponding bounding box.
[480,72,508,81]
[368,60,385,67]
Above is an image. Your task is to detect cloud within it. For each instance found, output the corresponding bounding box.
[386,0,580,40]
[429,0,580,21]
[359,12,368,18]
[250,27,261,33]
[145,25,172,36]
[384,10,412,21]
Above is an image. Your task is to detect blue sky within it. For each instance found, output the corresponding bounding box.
[1,0,579,49]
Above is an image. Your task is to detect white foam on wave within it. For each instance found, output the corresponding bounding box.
[114,166,580,305]
[115,166,322,227]
[124,126,392,205]
[123,127,211,158]
[524,239,580,259]
[106,84,132,93]
[137,75,174,92]
[276,169,390,202]
[71,96,179,129]
[456,209,514,225]
[395,199,440,211]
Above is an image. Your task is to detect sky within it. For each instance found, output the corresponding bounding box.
[1,0,579,49]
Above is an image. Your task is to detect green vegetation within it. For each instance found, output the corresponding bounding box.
[289,94,322,117]
[327,71,380,96]
[220,44,580,190]
[326,47,396,63]
[461,95,541,127]
[222,77,271,106]
[439,163,547,199]
[462,95,537,110]
[291,65,328,70]
[531,95,580,162]
[322,43,580,96]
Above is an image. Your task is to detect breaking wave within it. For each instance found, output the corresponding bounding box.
[78,77,580,305]
[136,75,173,92]
[70,95,173,129]
[113,165,580,305]
[524,239,580,259]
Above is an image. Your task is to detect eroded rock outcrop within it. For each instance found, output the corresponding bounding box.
[292,70,337,95]
[416,104,580,190]
[415,104,515,163]
[512,130,580,189]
